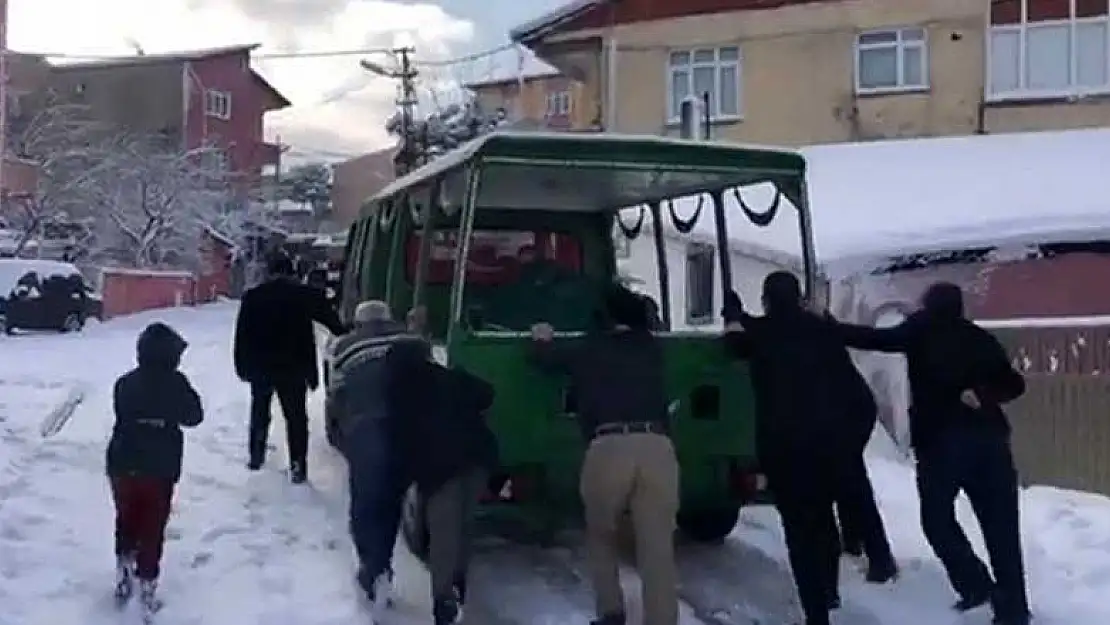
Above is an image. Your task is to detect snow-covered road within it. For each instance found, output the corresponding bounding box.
[2,302,1110,625]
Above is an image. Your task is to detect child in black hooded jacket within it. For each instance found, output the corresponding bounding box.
[106,322,203,613]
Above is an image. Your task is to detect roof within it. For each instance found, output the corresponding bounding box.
[667,128,1110,279]
[251,70,292,109]
[371,131,804,215]
[510,0,607,44]
[50,44,262,71]
[464,68,561,90]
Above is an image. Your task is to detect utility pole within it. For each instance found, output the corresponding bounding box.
[394,47,418,177]
[360,47,419,177]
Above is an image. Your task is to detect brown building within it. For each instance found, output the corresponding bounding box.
[45,45,289,189]
[1,52,52,207]
[465,69,600,131]
[512,0,1110,144]
[329,144,399,228]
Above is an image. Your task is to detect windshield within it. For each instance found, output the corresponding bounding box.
[405,230,582,285]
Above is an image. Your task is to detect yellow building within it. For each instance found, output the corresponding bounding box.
[464,70,600,131]
[511,0,1110,145]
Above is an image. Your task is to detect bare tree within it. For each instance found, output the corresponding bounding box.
[87,135,236,270]
[4,102,114,257]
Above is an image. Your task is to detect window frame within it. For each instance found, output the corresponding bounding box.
[986,0,1110,101]
[545,89,571,117]
[665,46,742,123]
[204,89,232,120]
[684,242,715,326]
[853,27,930,94]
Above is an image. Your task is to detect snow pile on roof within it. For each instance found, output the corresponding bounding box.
[807,128,1110,277]
[676,128,1110,278]
[0,258,82,294]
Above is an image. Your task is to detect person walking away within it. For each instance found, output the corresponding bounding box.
[106,322,204,616]
[233,252,347,483]
[827,334,898,583]
[330,300,413,612]
[386,341,498,625]
[829,281,1030,625]
[529,285,678,625]
[719,272,852,625]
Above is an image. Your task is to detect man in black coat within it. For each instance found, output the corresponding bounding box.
[233,253,346,483]
[830,282,1030,625]
[721,272,857,625]
[827,343,898,584]
[386,341,498,625]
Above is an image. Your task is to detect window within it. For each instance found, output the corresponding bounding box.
[545,90,571,117]
[667,46,741,122]
[988,0,1110,99]
[685,243,715,325]
[855,27,928,92]
[405,230,582,285]
[204,89,232,120]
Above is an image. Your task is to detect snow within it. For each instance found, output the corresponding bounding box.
[4,303,1110,624]
[99,266,194,279]
[637,128,1110,280]
[737,428,1110,625]
[805,128,1110,277]
[978,315,1110,328]
[0,258,84,294]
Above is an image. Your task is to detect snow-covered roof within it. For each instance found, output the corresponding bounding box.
[661,128,1110,278]
[372,130,799,203]
[510,0,605,43]
[0,259,82,294]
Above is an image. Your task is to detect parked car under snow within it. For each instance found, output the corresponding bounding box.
[0,259,103,335]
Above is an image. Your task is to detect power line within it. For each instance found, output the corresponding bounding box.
[6,41,519,68]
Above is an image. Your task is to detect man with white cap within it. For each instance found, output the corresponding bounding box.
[329,300,424,614]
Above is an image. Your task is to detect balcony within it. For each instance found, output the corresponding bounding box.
[252,141,283,169]
[1,154,39,199]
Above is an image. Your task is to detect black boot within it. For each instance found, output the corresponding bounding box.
[290,461,307,484]
[590,613,626,625]
[433,596,462,625]
[953,591,992,612]
[865,560,899,584]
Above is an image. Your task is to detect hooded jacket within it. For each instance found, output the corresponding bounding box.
[833,282,1025,452]
[106,323,204,482]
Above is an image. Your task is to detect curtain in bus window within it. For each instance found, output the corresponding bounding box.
[405,230,582,285]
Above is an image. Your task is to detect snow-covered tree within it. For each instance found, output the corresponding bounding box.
[384,95,510,166]
[3,101,114,256]
[281,162,332,213]
[86,135,236,270]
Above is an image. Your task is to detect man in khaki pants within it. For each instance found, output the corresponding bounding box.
[530,285,679,625]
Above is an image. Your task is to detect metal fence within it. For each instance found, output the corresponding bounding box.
[986,320,1110,495]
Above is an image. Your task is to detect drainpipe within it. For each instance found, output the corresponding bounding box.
[0,0,9,208]
[604,35,618,130]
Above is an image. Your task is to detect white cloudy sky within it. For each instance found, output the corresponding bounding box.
[8,0,566,162]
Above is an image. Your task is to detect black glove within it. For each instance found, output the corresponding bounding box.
[721,289,744,323]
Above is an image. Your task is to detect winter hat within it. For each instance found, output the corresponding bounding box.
[136,322,188,369]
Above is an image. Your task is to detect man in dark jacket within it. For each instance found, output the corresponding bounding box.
[830,282,1030,625]
[233,252,346,483]
[827,344,898,584]
[721,272,857,625]
[331,300,416,612]
[386,341,497,625]
[529,285,677,625]
[106,322,203,614]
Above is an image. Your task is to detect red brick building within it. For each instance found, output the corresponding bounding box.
[47,44,290,190]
